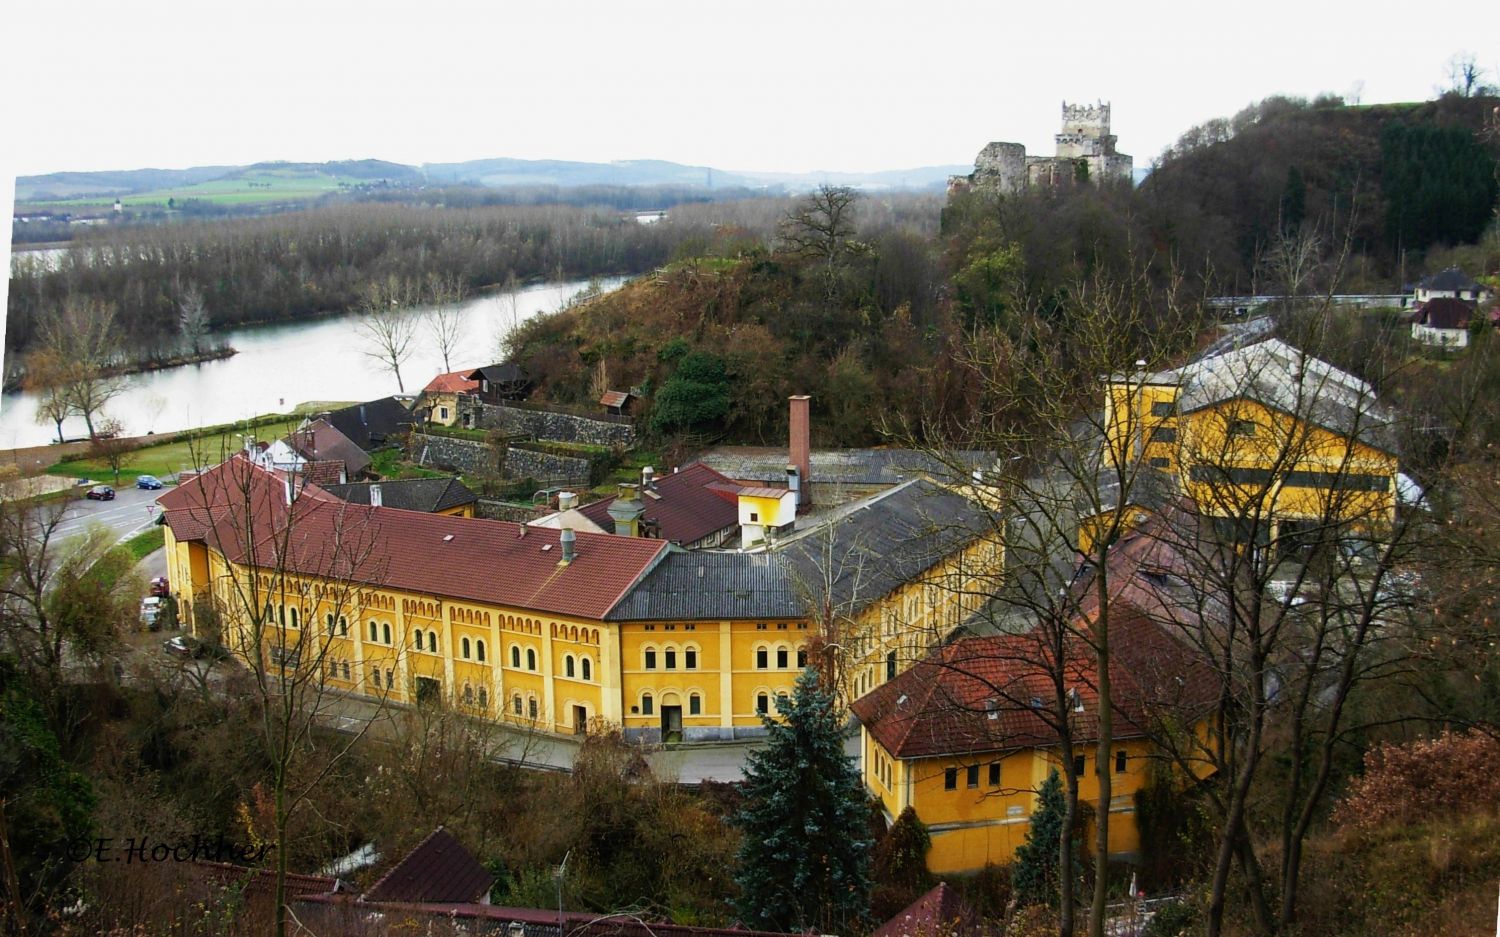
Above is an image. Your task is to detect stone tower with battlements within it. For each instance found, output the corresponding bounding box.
[949,99,1133,195]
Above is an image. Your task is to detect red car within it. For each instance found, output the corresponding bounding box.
[150,577,170,597]
[85,485,116,501]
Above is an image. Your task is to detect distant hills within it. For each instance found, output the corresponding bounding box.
[14,155,969,207]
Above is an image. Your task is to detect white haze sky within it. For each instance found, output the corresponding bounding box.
[2,0,1495,182]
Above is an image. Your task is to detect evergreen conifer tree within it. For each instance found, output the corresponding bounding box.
[1011,768,1074,907]
[732,668,872,933]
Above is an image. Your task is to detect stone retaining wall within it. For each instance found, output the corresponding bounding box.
[411,434,590,486]
[477,402,635,446]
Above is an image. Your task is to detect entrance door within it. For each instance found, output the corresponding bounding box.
[573,705,589,735]
[661,706,682,743]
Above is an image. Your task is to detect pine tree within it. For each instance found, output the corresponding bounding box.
[733,668,872,933]
[1012,768,1074,908]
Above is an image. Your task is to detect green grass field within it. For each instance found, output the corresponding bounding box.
[48,416,305,483]
[23,168,369,210]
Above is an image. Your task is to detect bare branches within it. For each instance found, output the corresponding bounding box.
[425,272,468,374]
[357,277,421,394]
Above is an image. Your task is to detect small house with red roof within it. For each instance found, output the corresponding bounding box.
[1410,296,1482,349]
[418,369,482,427]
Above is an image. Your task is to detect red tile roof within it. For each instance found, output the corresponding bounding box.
[869,882,981,937]
[193,860,342,899]
[851,601,1217,761]
[424,370,481,394]
[362,827,492,904]
[578,462,741,546]
[161,456,668,621]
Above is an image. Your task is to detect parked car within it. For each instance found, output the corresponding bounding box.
[136,474,164,490]
[139,596,162,629]
[149,576,170,597]
[85,485,116,501]
[162,635,228,661]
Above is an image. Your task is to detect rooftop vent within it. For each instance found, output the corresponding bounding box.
[442,534,454,542]
[560,527,576,564]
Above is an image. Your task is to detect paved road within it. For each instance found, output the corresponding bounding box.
[52,483,167,546]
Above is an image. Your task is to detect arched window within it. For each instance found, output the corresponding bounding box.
[512,694,523,715]
[886,650,897,681]
[526,648,537,671]
[371,668,382,688]
[756,693,769,715]
[413,628,424,650]
[641,693,654,715]
[463,684,474,704]
[429,632,439,654]
[776,647,788,669]
[797,648,807,668]
[325,613,334,633]
[528,696,538,719]
[477,640,487,663]
[511,645,521,668]
[462,637,471,659]
[665,648,677,669]
[338,616,348,636]
[689,693,701,715]
[581,657,592,681]
[685,648,697,669]
[278,605,286,626]
[565,655,576,678]
[369,620,378,642]
[290,608,299,629]
[478,687,488,710]
[383,622,391,644]
[644,648,657,670]
[756,647,768,669]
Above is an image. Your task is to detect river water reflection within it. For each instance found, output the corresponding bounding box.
[0,277,622,449]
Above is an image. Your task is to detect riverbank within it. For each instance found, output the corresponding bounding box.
[2,346,239,393]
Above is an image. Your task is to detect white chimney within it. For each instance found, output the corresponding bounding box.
[560,527,576,564]
[558,491,578,511]
[642,465,655,490]
[369,484,383,507]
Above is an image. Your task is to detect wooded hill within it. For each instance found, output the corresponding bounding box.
[1140,94,1500,291]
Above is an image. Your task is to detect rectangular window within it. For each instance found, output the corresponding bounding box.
[642,696,654,715]
[665,649,677,669]
[1073,755,1086,776]
[1282,470,1390,492]
[1150,401,1177,417]
[439,407,449,420]
[966,765,980,789]
[944,767,958,790]
[989,762,1001,787]
[689,695,701,715]
[1149,457,1171,468]
[645,650,657,670]
[685,649,697,669]
[1148,426,1177,444]
[1188,465,1274,486]
[756,649,768,669]
[756,623,768,630]
[776,648,789,668]
[1229,419,1257,437]
[1115,750,1127,773]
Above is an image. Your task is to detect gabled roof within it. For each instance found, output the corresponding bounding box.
[869,882,982,937]
[1415,296,1477,330]
[194,860,343,899]
[607,551,804,621]
[287,419,372,478]
[363,827,493,904]
[777,479,998,619]
[578,462,741,545]
[851,604,1216,760]
[466,361,529,384]
[599,390,635,408]
[423,370,481,395]
[316,397,414,451]
[1155,338,1397,455]
[160,457,669,621]
[321,477,478,514]
[1417,267,1480,292]
[699,447,994,488]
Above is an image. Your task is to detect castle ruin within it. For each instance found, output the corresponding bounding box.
[949,100,1133,195]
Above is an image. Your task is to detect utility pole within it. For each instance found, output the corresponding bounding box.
[555,850,571,937]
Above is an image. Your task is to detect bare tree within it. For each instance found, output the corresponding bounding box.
[178,284,212,357]
[39,297,128,439]
[1442,51,1498,98]
[89,417,136,486]
[425,272,468,374]
[168,447,392,937]
[357,277,421,393]
[778,185,866,299]
[23,349,75,444]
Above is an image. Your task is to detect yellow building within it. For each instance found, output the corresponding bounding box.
[417,371,480,427]
[1103,338,1399,543]
[158,458,1003,741]
[851,599,1216,874]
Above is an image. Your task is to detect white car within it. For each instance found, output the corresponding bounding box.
[139,596,162,628]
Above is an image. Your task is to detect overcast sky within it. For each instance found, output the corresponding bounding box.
[3,0,1495,183]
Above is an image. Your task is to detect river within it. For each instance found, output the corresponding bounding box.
[0,277,623,449]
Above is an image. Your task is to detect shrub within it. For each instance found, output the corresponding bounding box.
[1332,730,1500,832]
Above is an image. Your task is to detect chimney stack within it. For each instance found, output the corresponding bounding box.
[558,491,578,512]
[559,527,576,564]
[369,484,383,508]
[788,395,811,510]
[642,465,655,490]
[608,483,645,537]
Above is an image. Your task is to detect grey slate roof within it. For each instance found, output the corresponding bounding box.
[1417,267,1480,292]
[321,477,477,514]
[698,447,994,488]
[778,478,999,617]
[317,397,415,450]
[606,551,802,621]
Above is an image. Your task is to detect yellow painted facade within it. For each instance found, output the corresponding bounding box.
[863,728,1157,874]
[1104,373,1398,531]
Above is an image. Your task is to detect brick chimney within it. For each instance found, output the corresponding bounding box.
[789,395,811,510]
